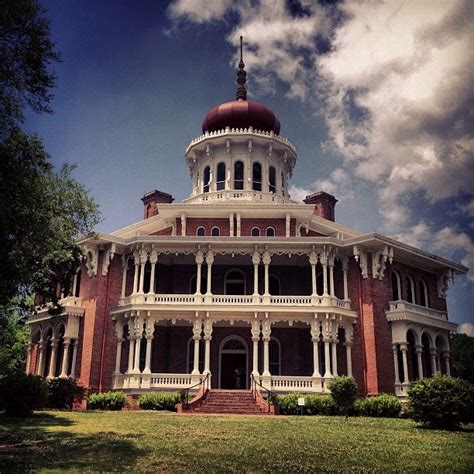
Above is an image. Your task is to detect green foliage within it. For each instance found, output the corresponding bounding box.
[354,394,402,418]
[451,333,474,383]
[47,378,85,410]
[408,374,474,429]
[0,130,101,305]
[0,371,48,416]
[276,393,337,415]
[87,391,127,411]
[138,392,181,411]
[0,303,30,375]
[328,376,358,416]
[0,0,60,138]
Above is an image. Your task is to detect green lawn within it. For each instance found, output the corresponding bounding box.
[0,411,472,472]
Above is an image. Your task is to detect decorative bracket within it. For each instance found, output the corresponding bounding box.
[84,245,99,277]
[102,243,116,276]
[372,245,394,280]
[437,269,454,299]
[353,245,368,279]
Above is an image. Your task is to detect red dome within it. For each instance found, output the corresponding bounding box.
[202,99,281,134]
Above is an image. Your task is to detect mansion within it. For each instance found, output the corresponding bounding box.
[26,44,466,403]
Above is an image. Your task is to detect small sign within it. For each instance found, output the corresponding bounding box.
[297,397,305,406]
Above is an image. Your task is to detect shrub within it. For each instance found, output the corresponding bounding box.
[354,394,402,418]
[277,393,337,416]
[328,376,357,416]
[88,391,127,410]
[408,374,474,429]
[139,392,181,411]
[0,371,48,416]
[48,378,85,410]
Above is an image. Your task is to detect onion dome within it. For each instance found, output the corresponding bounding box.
[202,36,281,135]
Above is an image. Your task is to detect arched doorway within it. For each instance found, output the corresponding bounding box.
[219,336,248,389]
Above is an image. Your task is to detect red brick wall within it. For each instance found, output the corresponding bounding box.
[185,218,230,236]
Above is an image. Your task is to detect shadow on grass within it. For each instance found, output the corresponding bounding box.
[0,412,145,471]
[414,424,474,433]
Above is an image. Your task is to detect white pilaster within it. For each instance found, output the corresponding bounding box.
[229,212,234,237]
[181,212,186,236]
[236,212,241,237]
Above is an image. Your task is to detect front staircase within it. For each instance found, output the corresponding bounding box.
[186,389,274,415]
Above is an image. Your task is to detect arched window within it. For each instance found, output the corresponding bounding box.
[187,337,205,374]
[266,227,275,237]
[251,227,260,237]
[74,269,81,297]
[269,275,281,295]
[269,166,276,193]
[419,280,429,307]
[406,275,415,303]
[203,166,210,193]
[269,338,281,375]
[252,162,262,191]
[391,271,401,301]
[211,226,220,237]
[225,269,246,295]
[196,226,205,236]
[234,161,244,190]
[216,162,226,191]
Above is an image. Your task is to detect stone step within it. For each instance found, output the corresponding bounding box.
[191,389,269,415]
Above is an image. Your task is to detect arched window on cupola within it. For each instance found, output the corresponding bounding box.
[391,270,401,301]
[203,166,211,193]
[196,226,205,236]
[216,162,226,191]
[269,166,276,193]
[419,279,429,307]
[266,227,275,237]
[234,161,244,190]
[211,226,220,237]
[251,227,260,237]
[406,275,415,304]
[252,162,262,191]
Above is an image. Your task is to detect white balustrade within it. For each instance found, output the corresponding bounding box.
[389,300,447,320]
[149,373,194,388]
[270,296,312,305]
[270,376,324,393]
[211,295,255,304]
[186,189,294,205]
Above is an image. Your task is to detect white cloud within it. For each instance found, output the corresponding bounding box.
[458,322,474,337]
[168,0,235,23]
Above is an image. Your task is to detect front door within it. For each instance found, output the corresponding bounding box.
[219,336,248,389]
[221,353,247,389]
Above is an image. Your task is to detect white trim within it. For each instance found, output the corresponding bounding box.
[218,335,249,389]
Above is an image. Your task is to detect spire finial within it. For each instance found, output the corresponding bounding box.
[236,35,247,101]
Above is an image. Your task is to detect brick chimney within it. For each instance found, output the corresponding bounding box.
[141,190,174,219]
[303,191,338,222]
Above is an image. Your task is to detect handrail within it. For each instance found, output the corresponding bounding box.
[251,374,277,413]
[180,373,210,407]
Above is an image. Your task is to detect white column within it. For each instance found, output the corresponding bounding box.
[181,212,186,236]
[435,353,441,373]
[321,254,328,296]
[443,351,451,376]
[205,250,214,296]
[114,336,123,374]
[127,336,135,374]
[342,257,349,300]
[203,319,213,374]
[236,212,241,237]
[48,338,58,378]
[121,255,128,298]
[132,251,139,295]
[262,320,271,377]
[133,319,143,373]
[59,338,71,378]
[149,249,158,294]
[195,250,204,295]
[192,319,202,375]
[345,342,353,377]
[285,212,291,237]
[324,339,332,378]
[331,339,338,376]
[70,340,78,379]
[328,255,335,297]
[263,250,271,297]
[401,343,409,383]
[309,251,317,296]
[143,319,155,374]
[229,212,234,237]
[393,344,400,384]
[251,320,260,376]
[252,251,260,297]
[430,348,437,375]
[416,345,424,379]
[25,343,33,374]
[138,249,148,294]
[310,320,320,377]
[37,341,45,376]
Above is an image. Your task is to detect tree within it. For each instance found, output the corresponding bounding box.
[451,333,474,383]
[0,0,60,139]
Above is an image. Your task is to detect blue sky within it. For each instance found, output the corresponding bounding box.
[25,0,473,331]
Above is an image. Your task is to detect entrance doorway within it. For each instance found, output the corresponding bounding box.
[219,336,248,389]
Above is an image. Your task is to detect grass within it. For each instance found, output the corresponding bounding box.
[0,411,472,472]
